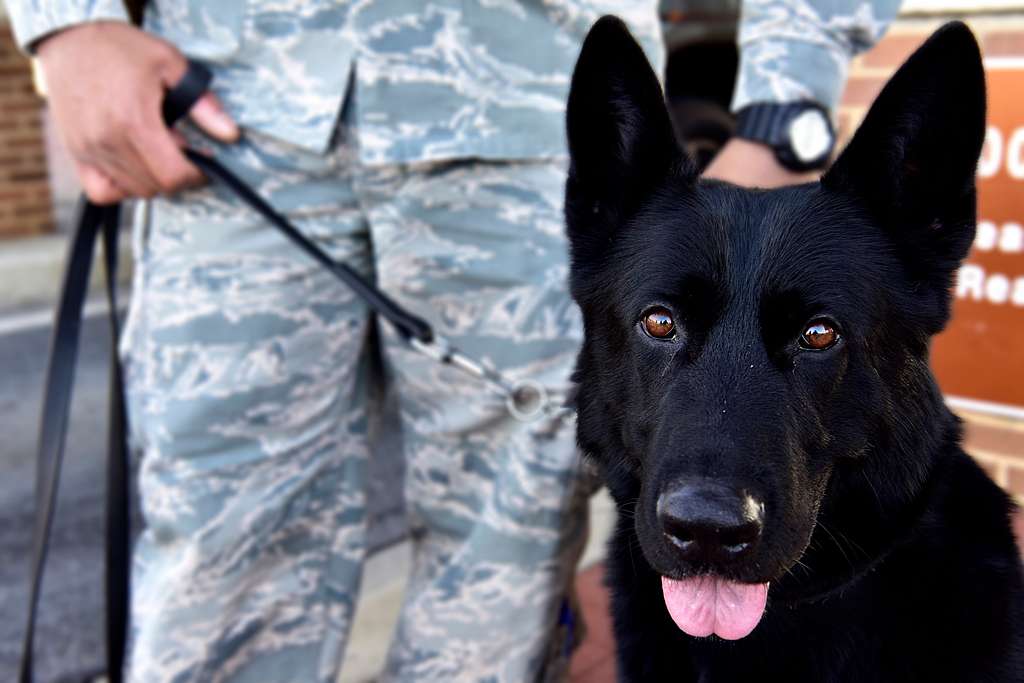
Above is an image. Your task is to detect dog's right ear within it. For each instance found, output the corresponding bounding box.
[821,22,986,288]
[565,16,689,253]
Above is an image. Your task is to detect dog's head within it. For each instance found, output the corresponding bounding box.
[566,17,985,639]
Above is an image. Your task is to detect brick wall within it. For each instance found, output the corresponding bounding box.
[0,20,54,238]
[839,13,1024,501]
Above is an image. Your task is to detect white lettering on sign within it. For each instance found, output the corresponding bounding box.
[977,125,1024,179]
[973,220,1024,253]
[956,264,1024,306]
[1002,223,1024,252]
[1008,127,1024,180]
[979,126,1003,178]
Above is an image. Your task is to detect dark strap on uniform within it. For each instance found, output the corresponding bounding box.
[183,150,433,342]
[161,61,211,126]
[101,203,129,683]
[18,62,211,683]
[20,60,437,682]
[18,201,119,683]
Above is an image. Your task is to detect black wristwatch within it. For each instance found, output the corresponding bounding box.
[734,102,836,172]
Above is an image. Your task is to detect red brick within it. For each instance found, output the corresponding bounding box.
[7,171,46,182]
[1014,510,1024,556]
[14,204,52,218]
[0,65,30,78]
[861,34,925,69]
[2,101,43,114]
[983,31,1024,58]
[840,76,888,108]
[972,456,1002,484]
[572,564,617,681]
[963,421,1024,457]
[1008,465,1024,498]
[571,659,616,683]
[6,136,46,149]
[570,638,612,680]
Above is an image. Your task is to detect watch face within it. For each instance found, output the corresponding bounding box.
[788,110,833,163]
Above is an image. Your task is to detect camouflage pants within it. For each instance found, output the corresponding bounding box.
[121,125,590,682]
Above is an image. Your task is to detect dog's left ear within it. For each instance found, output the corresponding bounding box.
[822,21,986,287]
[565,16,692,256]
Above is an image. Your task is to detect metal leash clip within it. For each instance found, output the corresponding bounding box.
[162,62,561,425]
[408,336,553,422]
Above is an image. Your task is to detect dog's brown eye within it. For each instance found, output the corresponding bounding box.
[800,319,839,350]
[642,307,676,339]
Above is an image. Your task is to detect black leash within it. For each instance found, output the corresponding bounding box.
[182,149,434,344]
[20,60,561,683]
[17,61,210,683]
[18,201,125,683]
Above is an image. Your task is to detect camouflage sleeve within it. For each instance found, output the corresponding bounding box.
[5,0,131,52]
[731,0,902,114]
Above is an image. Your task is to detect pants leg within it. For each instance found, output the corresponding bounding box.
[122,130,373,683]
[357,159,591,683]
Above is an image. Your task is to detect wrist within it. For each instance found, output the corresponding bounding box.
[733,102,835,173]
[37,21,131,60]
[7,0,132,55]
[702,138,819,189]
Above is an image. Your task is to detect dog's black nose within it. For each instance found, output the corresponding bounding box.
[657,480,764,565]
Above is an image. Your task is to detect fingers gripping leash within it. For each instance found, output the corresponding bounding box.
[171,61,564,423]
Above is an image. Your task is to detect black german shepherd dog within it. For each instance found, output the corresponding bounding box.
[565,17,1024,681]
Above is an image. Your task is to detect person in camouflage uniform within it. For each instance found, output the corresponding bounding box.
[9,1,897,681]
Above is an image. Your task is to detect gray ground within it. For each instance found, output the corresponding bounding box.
[0,312,408,682]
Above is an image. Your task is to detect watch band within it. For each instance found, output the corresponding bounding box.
[734,102,835,172]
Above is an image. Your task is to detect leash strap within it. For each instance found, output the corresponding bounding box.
[182,150,434,343]
[18,63,209,683]
[18,202,124,683]
[101,204,130,683]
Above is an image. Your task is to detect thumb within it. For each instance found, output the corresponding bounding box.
[189,92,240,143]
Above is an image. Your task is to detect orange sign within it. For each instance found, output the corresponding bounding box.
[932,62,1024,418]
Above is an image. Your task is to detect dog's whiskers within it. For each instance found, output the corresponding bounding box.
[817,521,856,572]
[660,346,682,377]
[859,469,884,510]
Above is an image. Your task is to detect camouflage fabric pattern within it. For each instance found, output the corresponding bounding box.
[5,0,132,49]
[120,117,591,682]
[731,0,900,114]
[347,1,663,164]
[8,1,664,159]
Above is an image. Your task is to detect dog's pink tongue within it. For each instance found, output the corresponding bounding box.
[661,576,768,640]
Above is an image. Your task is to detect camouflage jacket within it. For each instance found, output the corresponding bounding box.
[731,0,901,115]
[7,1,896,162]
[7,1,663,162]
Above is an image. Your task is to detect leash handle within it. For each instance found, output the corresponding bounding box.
[163,60,212,127]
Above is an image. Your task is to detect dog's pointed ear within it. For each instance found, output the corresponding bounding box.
[822,21,986,284]
[565,16,691,252]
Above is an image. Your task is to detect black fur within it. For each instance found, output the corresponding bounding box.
[566,16,1024,681]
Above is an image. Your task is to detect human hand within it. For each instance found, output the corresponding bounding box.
[701,138,819,188]
[36,21,240,204]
